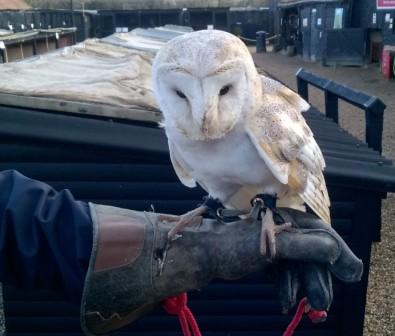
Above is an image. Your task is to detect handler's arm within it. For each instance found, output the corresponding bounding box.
[0,170,92,298]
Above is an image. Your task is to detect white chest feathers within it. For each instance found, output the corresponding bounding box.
[167,124,285,202]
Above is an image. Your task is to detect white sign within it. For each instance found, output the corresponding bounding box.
[317,18,322,26]
[122,27,128,33]
[385,13,391,21]
[334,8,343,29]
[55,33,59,39]
[373,13,377,24]
[115,27,122,33]
[31,23,34,28]
[0,41,5,50]
[207,24,214,30]
[303,18,308,27]
[377,0,395,9]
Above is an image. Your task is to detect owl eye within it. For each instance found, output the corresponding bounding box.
[175,89,187,99]
[219,85,231,96]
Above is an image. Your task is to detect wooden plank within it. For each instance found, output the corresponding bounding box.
[0,93,162,123]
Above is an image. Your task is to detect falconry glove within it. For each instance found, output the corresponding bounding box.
[81,204,362,335]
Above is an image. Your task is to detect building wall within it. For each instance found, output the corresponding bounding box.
[279,1,349,61]
[352,0,395,45]
[278,0,395,64]
[94,7,274,38]
[26,0,272,10]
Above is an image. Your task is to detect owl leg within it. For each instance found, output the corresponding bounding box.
[161,205,208,241]
[260,209,292,258]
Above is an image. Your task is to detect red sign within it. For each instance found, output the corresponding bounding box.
[377,0,395,9]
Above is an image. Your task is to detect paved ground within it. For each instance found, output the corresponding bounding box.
[252,50,395,336]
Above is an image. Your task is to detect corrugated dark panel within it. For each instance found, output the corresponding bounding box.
[4,315,337,332]
[0,104,393,191]
[7,333,337,336]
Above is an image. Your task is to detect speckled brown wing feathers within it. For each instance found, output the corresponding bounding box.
[245,75,331,224]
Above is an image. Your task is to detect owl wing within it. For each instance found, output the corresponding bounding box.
[168,140,197,188]
[244,75,331,224]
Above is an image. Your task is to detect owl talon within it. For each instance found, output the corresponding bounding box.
[163,206,207,241]
[260,208,292,258]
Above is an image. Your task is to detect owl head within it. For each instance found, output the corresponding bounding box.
[152,29,262,141]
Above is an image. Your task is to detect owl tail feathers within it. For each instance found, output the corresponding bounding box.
[277,194,306,212]
[280,181,331,225]
[301,179,331,225]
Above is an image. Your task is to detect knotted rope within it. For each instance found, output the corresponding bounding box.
[283,297,327,336]
[163,292,202,336]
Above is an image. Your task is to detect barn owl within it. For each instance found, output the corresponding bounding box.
[152,30,330,256]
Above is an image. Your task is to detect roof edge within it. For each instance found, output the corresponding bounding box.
[278,0,342,8]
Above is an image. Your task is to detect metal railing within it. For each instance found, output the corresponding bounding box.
[296,68,386,154]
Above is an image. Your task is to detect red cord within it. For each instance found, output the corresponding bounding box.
[163,292,202,336]
[283,297,327,336]
[308,309,327,323]
[163,293,326,336]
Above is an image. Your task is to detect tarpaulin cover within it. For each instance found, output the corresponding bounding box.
[101,26,192,52]
[0,26,191,118]
[0,37,159,111]
[0,26,191,116]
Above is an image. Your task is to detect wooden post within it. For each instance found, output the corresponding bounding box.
[32,39,37,55]
[4,47,8,63]
[55,33,59,49]
[20,43,24,60]
[296,77,309,101]
[325,90,339,123]
[339,191,378,336]
[365,106,384,154]
[256,31,267,53]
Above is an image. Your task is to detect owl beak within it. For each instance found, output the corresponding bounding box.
[201,106,216,136]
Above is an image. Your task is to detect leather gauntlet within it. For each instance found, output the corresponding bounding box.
[81,204,363,335]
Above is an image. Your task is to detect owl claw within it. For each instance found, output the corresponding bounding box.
[163,206,207,241]
[260,208,292,258]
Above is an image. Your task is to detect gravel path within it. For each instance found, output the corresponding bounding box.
[252,50,395,336]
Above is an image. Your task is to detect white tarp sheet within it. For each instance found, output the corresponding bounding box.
[101,26,191,52]
[0,26,190,118]
[0,39,158,111]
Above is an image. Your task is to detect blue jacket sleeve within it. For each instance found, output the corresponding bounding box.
[0,170,93,299]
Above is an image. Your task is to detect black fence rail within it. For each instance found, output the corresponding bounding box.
[296,68,386,154]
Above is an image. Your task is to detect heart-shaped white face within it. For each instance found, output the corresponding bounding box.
[152,29,261,141]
